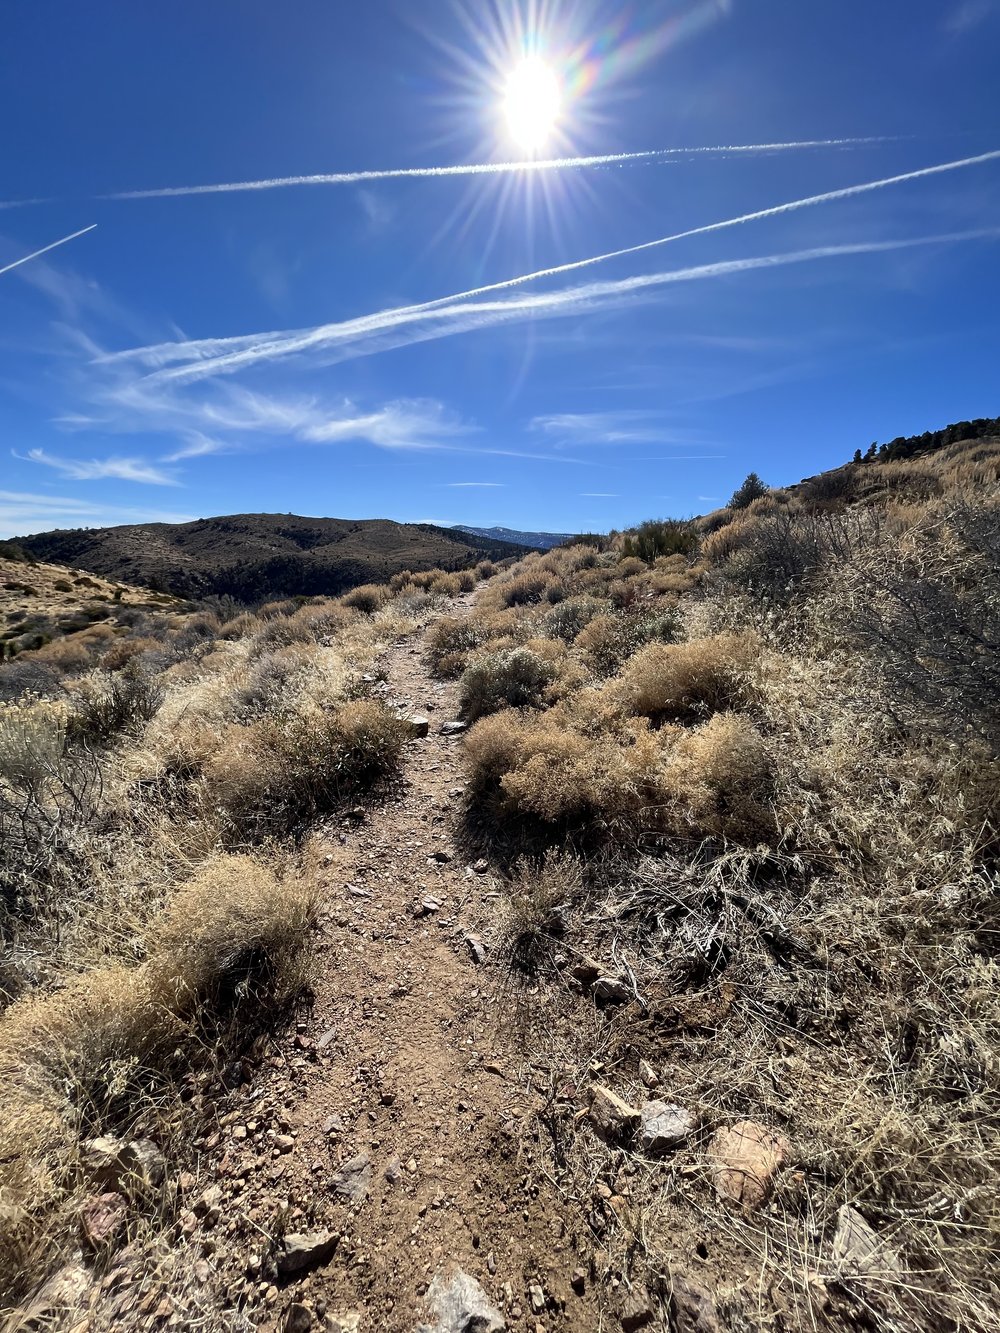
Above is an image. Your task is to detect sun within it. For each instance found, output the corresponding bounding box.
[502,54,562,155]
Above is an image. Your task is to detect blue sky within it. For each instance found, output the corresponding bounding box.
[2,0,999,539]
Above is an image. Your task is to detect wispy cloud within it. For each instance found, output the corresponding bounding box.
[108,223,1000,388]
[944,0,997,31]
[84,138,896,203]
[16,447,179,485]
[444,481,506,487]
[531,411,709,447]
[0,489,192,539]
[0,224,96,278]
[579,492,620,498]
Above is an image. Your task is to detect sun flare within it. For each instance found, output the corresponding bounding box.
[502,54,561,154]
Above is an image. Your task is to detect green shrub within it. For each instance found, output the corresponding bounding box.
[729,472,769,510]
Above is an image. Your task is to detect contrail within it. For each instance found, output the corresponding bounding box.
[0,223,97,277]
[102,136,896,200]
[122,227,999,386]
[108,146,1000,381]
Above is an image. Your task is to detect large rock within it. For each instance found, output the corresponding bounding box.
[401,714,430,738]
[419,1268,505,1333]
[670,1276,721,1333]
[80,1192,128,1250]
[588,1085,640,1143]
[276,1230,339,1276]
[708,1121,788,1208]
[81,1135,165,1193]
[619,1284,655,1332]
[639,1101,693,1156]
[330,1152,372,1203]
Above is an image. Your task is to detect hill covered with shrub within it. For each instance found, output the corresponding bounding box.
[16,513,528,601]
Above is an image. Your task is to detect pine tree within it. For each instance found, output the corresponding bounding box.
[729,472,769,510]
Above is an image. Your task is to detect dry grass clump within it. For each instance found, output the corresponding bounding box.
[494,569,551,607]
[475,559,495,579]
[100,635,161,672]
[614,632,758,720]
[493,851,583,973]
[0,853,315,1305]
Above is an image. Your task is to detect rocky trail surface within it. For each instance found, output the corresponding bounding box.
[178,595,605,1333]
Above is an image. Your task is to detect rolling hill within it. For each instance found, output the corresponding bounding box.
[451,523,576,550]
[16,513,529,602]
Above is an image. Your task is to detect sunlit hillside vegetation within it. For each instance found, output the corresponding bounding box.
[0,560,493,1310]
[438,432,1000,1331]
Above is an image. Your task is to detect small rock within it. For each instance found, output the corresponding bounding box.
[419,1267,505,1333]
[620,1284,655,1332]
[325,1313,361,1333]
[448,787,465,799]
[34,1262,91,1314]
[384,1156,403,1183]
[638,1059,659,1089]
[831,1204,897,1276]
[274,1134,296,1153]
[322,1112,344,1135]
[194,1184,224,1225]
[570,1268,586,1295]
[708,1121,788,1209]
[639,1102,693,1156]
[588,1086,640,1143]
[80,1192,128,1250]
[569,958,601,986]
[465,934,487,965]
[401,714,430,738]
[431,849,453,863]
[277,1231,339,1277]
[472,859,489,875]
[593,976,630,1005]
[670,1277,721,1333]
[528,1284,545,1313]
[282,1302,312,1333]
[120,1138,165,1189]
[440,721,467,736]
[330,1152,372,1203]
[414,895,443,918]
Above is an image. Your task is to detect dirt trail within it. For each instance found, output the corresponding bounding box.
[211,597,600,1333]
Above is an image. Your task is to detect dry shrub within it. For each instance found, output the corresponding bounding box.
[426,616,487,678]
[575,614,633,675]
[206,698,405,840]
[543,596,607,642]
[475,559,495,580]
[660,712,777,842]
[341,583,388,614]
[463,700,667,831]
[388,569,414,592]
[499,570,550,607]
[456,569,477,593]
[101,635,160,672]
[615,632,757,720]
[429,572,461,597]
[67,664,163,747]
[218,611,263,641]
[146,855,314,1015]
[459,647,556,721]
[28,638,94,673]
[0,854,314,1304]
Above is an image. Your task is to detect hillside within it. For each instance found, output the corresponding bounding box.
[452,523,576,550]
[16,514,529,601]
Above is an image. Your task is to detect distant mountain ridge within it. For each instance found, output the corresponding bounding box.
[452,524,575,551]
[16,514,530,602]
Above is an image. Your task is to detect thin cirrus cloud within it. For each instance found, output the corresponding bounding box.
[16,447,179,486]
[0,489,191,540]
[579,492,620,498]
[107,227,1000,394]
[90,137,895,202]
[103,147,1000,387]
[530,411,717,450]
[444,481,506,487]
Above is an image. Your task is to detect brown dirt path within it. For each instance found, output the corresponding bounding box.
[209,596,602,1333]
